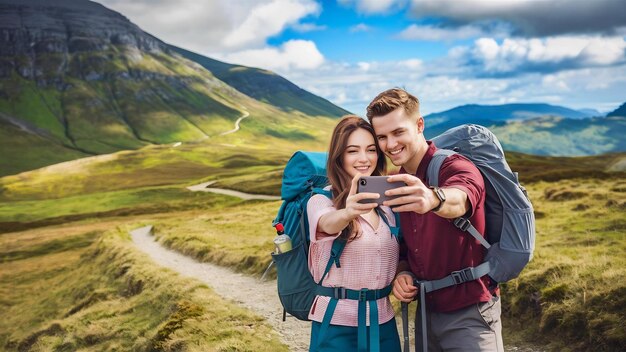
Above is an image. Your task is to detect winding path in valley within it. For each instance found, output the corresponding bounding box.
[186,181,281,200]
[220,109,250,136]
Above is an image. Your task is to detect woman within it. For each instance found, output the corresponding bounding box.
[307,115,401,351]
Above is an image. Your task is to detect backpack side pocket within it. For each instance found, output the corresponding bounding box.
[272,242,318,320]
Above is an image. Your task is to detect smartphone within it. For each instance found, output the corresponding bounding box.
[357,176,406,205]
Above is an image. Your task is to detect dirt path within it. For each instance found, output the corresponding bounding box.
[130,225,310,351]
[186,181,281,200]
[220,110,250,136]
[131,225,543,352]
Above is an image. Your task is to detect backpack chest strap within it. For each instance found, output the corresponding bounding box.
[417,261,492,293]
[316,284,392,301]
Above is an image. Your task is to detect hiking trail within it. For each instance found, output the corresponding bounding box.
[186,181,281,201]
[131,225,543,352]
[220,109,250,136]
[130,225,310,351]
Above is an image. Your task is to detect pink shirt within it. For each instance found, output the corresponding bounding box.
[306,193,399,326]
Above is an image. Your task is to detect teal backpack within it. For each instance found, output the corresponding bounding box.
[271,151,400,352]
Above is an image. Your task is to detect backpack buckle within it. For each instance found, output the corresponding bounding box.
[451,268,474,284]
[453,217,471,231]
[358,288,369,301]
[334,287,347,299]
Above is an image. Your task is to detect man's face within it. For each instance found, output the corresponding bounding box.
[371,107,424,172]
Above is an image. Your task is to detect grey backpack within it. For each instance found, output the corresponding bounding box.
[427,123,535,284]
[401,124,536,352]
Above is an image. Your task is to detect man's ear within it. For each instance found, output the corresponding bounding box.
[416,116,424,133]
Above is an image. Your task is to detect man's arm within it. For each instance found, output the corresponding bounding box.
[430,187,470,219]
[382,173,469,217]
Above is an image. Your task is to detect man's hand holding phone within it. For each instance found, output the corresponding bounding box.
[381,174,439,213]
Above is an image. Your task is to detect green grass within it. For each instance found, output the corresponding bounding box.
[0,185,238,223]
[0,75,67,140]
[0,140,314,202]
[0,221,287,351]
[151,200,280,277]
[501,178,626,351]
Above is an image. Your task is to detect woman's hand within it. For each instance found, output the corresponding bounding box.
[344,173,379,219]
[315,174,379,236]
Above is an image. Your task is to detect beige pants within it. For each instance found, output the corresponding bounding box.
[415,295,504,352]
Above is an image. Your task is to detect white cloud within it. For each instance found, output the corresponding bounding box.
[217,40,325,72]
[408,0,626,36]
[223,0,320,49]
[291,22,327,32]
[457,35,626,74]
[350,23,372,33]
[339,0,405,14]
[96,0,319,54]
[398,24,485,41]
[280,52,626,116]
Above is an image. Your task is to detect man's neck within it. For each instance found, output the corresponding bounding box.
[403,141,428,175]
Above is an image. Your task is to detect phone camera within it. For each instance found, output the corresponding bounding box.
[359,179,367,186]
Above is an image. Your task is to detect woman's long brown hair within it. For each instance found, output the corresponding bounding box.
[326,115,386,241]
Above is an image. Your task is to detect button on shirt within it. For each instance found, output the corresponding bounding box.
[399,141,493,313]
[307,194,399,326]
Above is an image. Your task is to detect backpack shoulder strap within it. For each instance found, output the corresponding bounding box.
[376,207,400,238]
[318,239,346,284]
[426,149,456,187]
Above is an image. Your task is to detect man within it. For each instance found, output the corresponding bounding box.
[366,88,503,351]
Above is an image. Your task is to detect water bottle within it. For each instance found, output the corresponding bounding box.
[273,223,292,253]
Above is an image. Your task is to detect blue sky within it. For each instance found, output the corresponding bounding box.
[98,0,626,116]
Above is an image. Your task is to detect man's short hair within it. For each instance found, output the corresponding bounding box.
[366,88,420,123]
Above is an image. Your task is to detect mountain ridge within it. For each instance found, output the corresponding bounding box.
[170,45,349,117]
[0,0,344,176]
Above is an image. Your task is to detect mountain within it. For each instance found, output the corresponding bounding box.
[426,115,626,156]
[425,103,589,128]
[422,102,626,156]
[607,102,626,117]
[577,108,602,117]
[0,0,343,177]
[170,45,349,117]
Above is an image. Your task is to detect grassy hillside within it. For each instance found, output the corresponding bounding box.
[0,44,341,178]
[170,45,350,117]
[492,116,626,156]
[425,115,626,156]
[0,220,287,351]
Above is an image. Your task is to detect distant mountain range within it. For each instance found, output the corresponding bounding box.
[607,102,626,117]
[424,103,626,156]
[425,103,593,126]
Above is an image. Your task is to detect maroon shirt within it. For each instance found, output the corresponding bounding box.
[399,141,494,312]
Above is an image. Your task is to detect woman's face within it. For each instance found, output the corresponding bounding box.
[342,127,378,178]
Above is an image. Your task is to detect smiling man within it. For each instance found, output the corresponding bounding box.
[366,88,503,351]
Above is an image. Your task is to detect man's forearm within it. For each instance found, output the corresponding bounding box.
[433,187,470,218]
